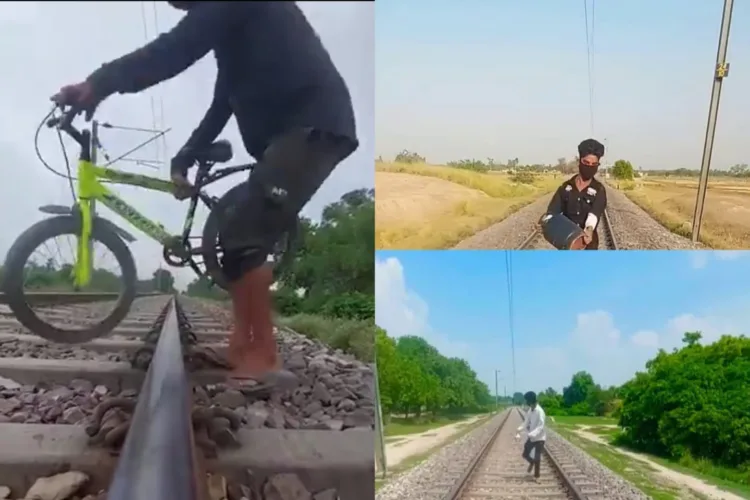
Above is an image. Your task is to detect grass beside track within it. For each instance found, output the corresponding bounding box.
[375,162,559,249]
[614,176,750,249]
[550,417,750,500]
[384,413,487,437]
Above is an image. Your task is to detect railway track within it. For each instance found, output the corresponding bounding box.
[445,408,605,500]
[517,210,618,250]
[0,294,374,500]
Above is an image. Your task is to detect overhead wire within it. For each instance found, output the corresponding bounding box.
[139,1,166,172]
[583,0,596,136]
[151,1,170,167]
[505,251,517,394]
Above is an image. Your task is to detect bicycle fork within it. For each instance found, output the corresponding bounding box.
[73,200,94,289]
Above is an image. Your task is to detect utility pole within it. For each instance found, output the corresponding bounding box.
[692,0,734,242]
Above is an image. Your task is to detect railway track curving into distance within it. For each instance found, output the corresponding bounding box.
[0,293,374,500]
[517,210,618,250]
[444,408,605,500]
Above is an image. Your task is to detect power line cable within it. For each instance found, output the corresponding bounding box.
[583,0,596,136]
[505,251,517,393]
[140,1,163,169]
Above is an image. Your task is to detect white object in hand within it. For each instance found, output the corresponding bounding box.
[515,433,520,440]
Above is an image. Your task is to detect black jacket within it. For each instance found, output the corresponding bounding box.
[546,175,607,230]
[87,1,358,159]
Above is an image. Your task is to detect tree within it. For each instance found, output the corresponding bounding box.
[682,331,702,347]
[375,328,494,419]
[185,189,375,321]
[394,150,425,164]
[611,159,635,180]
[618,333,750,467]
[562,371,595,409]
[152,268,175,293]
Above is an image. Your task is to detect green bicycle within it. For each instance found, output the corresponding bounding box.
[2,105,298,343]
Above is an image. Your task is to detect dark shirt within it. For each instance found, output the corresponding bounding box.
[546,175,607,230]
[87,1,358,159]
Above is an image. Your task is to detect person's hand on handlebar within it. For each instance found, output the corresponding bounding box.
[50,81,104,121]
[170,148,196,201]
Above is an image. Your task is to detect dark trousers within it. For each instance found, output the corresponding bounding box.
[522,439,545,478]
[217,128,356,281]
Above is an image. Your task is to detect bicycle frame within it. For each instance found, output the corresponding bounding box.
[48,110,251,289]
[74,158,177,287]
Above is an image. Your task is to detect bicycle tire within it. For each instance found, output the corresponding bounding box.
[2,215,137,343]
[201,180,299,291]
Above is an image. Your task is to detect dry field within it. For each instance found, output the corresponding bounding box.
[615,176,750,249]
[375,162,559,249]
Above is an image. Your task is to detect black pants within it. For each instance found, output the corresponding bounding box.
[522,439,545,478]
[216,128,356,282]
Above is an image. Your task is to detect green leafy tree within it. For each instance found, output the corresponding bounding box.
[562,371,596,408]
[611,159,635,180]
[152,268,175,293]
[618,333,750,467]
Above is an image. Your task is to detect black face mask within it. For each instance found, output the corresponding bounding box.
[579,162,598,181]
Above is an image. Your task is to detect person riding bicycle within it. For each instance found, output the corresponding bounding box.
[543,139,607,250]
[52,1,359,389]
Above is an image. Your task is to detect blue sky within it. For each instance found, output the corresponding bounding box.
[375,250,750,395]
[376,0,750,169]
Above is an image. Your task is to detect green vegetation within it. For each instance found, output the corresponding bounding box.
[186,189,375,362]
[616,332,750,483]
[375,328,494,431]
[533,331,750,493]
[611,159,635,180]
[0,259,173,294]
[385,150,750,179]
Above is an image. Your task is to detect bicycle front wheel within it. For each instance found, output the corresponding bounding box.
[2,215,137,343]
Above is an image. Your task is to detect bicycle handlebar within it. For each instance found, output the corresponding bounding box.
[46,105,89,148]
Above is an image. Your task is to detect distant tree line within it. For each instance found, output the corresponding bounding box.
[386,150,750,179]
[376,328,494,420]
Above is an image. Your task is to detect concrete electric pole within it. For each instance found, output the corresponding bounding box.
[691,0,734,242]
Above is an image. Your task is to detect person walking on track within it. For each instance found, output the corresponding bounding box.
[517,391,546,481]
[51,1,359,389]
[544,139,607,250]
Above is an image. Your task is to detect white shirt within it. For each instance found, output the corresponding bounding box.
[517,404,546,442]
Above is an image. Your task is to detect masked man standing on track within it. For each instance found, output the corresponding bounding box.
[51,1,359,390]
[516,391,546,482]
[544,139,607,250]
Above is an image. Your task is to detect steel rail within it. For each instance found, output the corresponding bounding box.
[0,291,163,306]
[107,296,206,500]
[442,409,511,500]
[515,408,585,500]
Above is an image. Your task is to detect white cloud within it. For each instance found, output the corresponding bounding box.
[690,250,747,270]
[375,257,750,394]
[0,2,373,290]
[631,330,659,348]
[375,256,472,360]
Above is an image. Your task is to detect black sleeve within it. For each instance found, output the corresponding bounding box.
[86,2,237,97]
[591,185,607,219]
[546,185,565,215]
[179,72,232,154]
